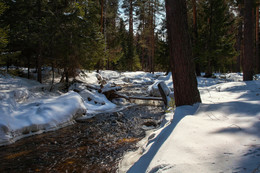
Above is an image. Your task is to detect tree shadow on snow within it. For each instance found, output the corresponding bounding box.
[127,104,200,173]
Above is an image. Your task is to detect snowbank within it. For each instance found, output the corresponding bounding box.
[120,79,260,173]
[0,91,86,146]
[69,82,117,114]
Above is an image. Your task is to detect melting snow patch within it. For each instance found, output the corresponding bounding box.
[0,91,86,146]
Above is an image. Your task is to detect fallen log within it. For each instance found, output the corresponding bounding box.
[158,82,170,106]
[115,93,163,101]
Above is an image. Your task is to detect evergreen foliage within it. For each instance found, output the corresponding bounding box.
[0,1,8,64]
[196,0,237,76]
[0,0,258,81]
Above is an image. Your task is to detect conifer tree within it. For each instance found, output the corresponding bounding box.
[165,0,201,106]
[122,0,139,71]
[197,0,237,76]
[0,1,8,55]
[0,1,8,66]
[243,0,254,80]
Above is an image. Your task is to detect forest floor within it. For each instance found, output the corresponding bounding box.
[0,69,259,173]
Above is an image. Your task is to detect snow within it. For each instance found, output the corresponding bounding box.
[119,75,260,173]
[1,70,260,172]
[0,73,87,146]
[0,90,86,146]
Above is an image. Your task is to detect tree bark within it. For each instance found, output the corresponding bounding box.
[129,0,134,71]
[100,0,104,33]
[236,3,243,72]
[165,0,201,106]
[243,0,254,81]
[192,0,201,76]
[37,45,42,83]
[256,5,259,73]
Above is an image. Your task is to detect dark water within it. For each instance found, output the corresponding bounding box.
[0,105,164,173]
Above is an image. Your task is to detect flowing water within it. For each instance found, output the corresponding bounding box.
[0,106,164,172]
[0,84,165,172]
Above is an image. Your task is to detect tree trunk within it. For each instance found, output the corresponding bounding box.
[51,62,55,85]
[256,5,259,73]
[236,3,243,72]
[27,56,30,79]
[100,0,104,33]
[243,0,254,81]
[96,0,104,73]
[129,0,134,71]
[205,2,213,77]
[192,0,201,76]
[165,0,201,106]
[37,0,42,83]
[37,45,42,83]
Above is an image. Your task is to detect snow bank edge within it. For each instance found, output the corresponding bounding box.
[0,91,87,146]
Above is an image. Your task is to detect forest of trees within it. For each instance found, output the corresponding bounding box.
[0,0,259,83]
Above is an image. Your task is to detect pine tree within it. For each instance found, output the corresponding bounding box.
[135,0,164,72]
[165,0,201,106]
[122,0,139,71]
[0,1,8,54]
[234,0,243,72]
[255,2,259,73]
[197,0,237,76]
[243,0,254,80]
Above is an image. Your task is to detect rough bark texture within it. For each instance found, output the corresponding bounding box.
[165,0,201,106]
[243,0,254,81]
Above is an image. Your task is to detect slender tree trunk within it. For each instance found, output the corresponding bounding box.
[192,0,201,76]
[37,0,42,83]
[165,0,201,106]
[236,3,243,72]
[97,0,104,73]
[256,5,259,73]
[100,0,104,33]
[51,62,55,85]
[27,56,30,79]
[37,44,42,83]
[243,0,254,81]
[206,2,213,77]
[129,0,134,71]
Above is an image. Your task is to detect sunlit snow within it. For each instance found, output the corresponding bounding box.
[0,71,259,173]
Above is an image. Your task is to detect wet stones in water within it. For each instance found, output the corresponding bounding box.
[0,105,164,173]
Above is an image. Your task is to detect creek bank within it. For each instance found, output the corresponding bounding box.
[0,105,164,172]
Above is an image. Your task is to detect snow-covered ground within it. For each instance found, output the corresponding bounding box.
[0,73,87,145]
[0,70,260,173]
[0,70,162,146]
[119,73,260,173]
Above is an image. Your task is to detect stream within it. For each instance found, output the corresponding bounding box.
[0,85,165,172]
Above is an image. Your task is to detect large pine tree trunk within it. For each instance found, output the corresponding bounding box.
[165,0,201,106]
[243,0,254,81]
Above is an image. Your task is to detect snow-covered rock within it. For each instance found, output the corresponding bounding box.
[148,81,171,97]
